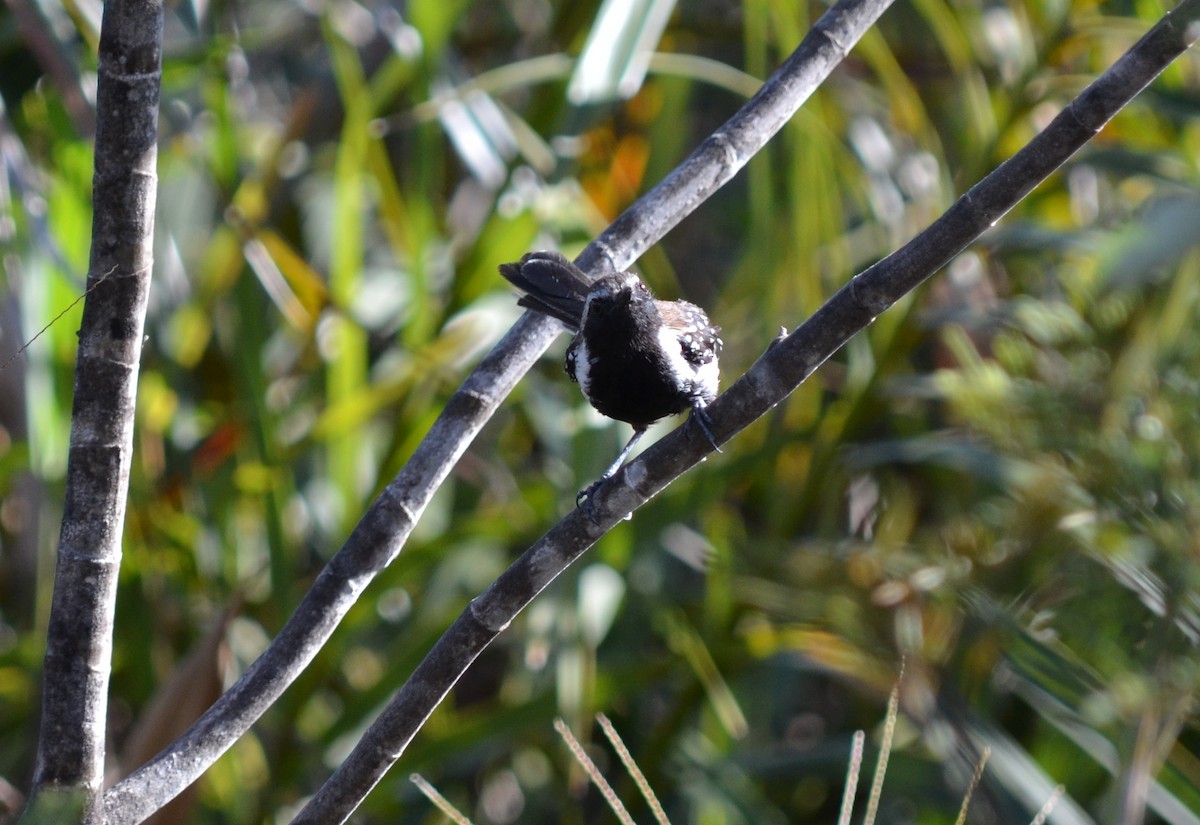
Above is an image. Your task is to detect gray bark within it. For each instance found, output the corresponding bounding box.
[292,0,1200,821]
[30,0,162,821]
[100,0,891,821]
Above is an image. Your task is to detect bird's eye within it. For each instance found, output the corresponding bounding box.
[635,280,650,293]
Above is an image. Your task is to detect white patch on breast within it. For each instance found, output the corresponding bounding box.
[693,356,720,401]
[573,336,592,396]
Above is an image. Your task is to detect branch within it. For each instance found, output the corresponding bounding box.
[30,0,162,819]
[574,0,873,276]
[290,0,1200,822]
[289,4,898,824]
[101,0,891,821]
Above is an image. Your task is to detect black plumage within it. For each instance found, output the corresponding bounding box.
[500,251,722,506]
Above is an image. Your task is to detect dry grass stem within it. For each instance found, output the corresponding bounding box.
[836,729,867,825]
[596,713,671,825]
[410,773,474,825]
[554,718,636,825]
[1030,784,1066,825]
[953,747,991,825]
[862,680,901,825]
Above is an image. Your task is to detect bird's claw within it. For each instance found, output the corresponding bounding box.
[575,480,604,523]
[689,405,722,453]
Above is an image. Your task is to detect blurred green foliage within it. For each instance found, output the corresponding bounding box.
[1,0,1199,822]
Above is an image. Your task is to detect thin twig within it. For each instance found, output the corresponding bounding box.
[0,266,118,373]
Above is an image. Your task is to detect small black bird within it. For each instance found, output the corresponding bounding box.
[500,251,722,505]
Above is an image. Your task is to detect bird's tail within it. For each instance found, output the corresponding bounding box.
[498,251,591,331]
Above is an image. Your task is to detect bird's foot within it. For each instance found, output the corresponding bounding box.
[688,404,722,453]
[576,478,607,523]
[574,427,646,522]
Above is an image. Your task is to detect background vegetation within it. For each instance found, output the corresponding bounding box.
[2,0,1199,822]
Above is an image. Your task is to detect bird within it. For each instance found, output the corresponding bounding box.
[499,250,722,508]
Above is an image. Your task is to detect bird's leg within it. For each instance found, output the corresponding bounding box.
[576,427,647,512]
[687,402,722,453]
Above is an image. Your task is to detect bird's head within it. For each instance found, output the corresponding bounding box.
[581,272,656,323]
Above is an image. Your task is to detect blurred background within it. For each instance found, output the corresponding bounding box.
[2,0,1200,822]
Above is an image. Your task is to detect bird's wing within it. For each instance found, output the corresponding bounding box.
[658,300,723,367]
[499,251,591,331]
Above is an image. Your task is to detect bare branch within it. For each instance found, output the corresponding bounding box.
[285,0,892,820]
[101,313,560,824]
[104,0,889,814]
[289,0,1200,822]
[30,0,161,819]
[574,3,875,274]
[593,0,1200,519]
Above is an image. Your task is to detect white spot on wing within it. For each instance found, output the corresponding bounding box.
[657,325,697,387]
